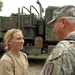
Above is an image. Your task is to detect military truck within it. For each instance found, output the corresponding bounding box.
[0,0,59,59]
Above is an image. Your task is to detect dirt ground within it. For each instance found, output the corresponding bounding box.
[28,59,45,75]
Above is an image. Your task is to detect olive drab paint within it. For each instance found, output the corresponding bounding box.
[0,0,58,59]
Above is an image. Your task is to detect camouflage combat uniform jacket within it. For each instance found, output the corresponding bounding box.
[40,31,75,75]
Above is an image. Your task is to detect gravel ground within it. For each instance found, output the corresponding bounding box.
[28,59,45,75]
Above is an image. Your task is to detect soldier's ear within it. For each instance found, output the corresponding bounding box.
[61,18,68,28]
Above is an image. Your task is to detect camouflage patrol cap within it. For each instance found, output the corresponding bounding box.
[47,5,75,25]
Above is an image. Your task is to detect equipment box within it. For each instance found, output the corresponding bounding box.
[22,26,36,39]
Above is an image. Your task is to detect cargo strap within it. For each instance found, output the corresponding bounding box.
[6,52,27,75]
[6,52,15,75]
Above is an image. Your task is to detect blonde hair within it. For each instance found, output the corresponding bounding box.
[3,28,22,51]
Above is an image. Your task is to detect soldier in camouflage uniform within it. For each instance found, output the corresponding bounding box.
[40,5,75,75]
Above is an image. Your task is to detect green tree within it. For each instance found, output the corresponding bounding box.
[0,0,3,11]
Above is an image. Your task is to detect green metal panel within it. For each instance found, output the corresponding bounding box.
[38,19,44,35]
[22,46,41,55]
[45,25,56,41]
[22,26,36,39]
[0,16,2,27]
[1,16,18,29]
[0,28,6,38]
[45,6,59,41]
[45,6,59,24]
[20,14,37,26]
[0,16,19,38]
[32,14,37,25]
[0,29,2,37]
[22,15,32,25]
